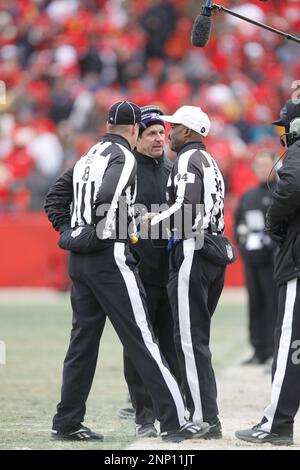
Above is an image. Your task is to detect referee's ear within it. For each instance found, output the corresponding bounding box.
[129,123,140,149]
[131,123,139,133]
[131,123,140,138]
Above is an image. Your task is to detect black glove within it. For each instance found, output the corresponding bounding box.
[58,225,110,253]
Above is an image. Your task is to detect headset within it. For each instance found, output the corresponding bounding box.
[277,102,300,147]
[267,104,300,189]
[266,118,300,189]
[280,119,300,147]
[289,117,300,140]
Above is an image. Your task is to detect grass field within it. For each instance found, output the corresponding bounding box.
[0,292,247,450]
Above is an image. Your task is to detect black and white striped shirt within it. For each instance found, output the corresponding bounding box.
[45,134,137,240]
[151,142,225,237]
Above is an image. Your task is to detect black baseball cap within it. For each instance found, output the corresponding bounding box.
[139,104,165,135]
[272,103,289,127]
[108,101,141,125]
[272,100,300,127]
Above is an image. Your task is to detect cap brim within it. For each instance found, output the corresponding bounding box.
[160,115,182,124]
[272,119,285,126]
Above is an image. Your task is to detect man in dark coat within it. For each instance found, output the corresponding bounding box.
[236,99,300,446]
[119,105,181,438]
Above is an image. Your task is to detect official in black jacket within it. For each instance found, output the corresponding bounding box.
[234,151,278,365]
[236,99,300,445]
[121,105,181,438]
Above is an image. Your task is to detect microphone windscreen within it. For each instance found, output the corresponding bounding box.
[191,14,212,47]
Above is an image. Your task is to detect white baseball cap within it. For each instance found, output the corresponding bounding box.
[160,105,211,137]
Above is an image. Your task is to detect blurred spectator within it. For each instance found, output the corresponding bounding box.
[139,0,177,58]
[234,150,279,364]
[0,0,299,211]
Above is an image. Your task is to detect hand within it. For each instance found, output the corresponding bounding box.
[142,212,158,231]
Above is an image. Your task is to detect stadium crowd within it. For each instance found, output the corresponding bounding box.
[0,0,299,211]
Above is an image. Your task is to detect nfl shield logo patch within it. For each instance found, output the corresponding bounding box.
[226,243,234,261]
[71,227,84,238]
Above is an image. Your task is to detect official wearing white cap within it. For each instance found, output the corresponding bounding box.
[149,104,227,439]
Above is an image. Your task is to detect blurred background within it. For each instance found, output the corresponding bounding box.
[0,0,299,288]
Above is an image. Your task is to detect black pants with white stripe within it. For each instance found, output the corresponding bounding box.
[260,278,300,436]
[123,283,181,425]
[167,239,226,424]
[52,242,186,433]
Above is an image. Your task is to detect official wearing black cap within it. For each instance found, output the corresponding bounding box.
[45,101,209,442]
[236,99,300,445]
[108,100,141,125]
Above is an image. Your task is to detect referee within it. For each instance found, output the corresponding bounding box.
[149,105,227,439]
[234,151,278,365]
[45,100,208,442]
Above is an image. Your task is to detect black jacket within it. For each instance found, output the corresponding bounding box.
[234,182,276,266]
[132,150,172,287]
[45,166,74,234]
[266,140,300,286]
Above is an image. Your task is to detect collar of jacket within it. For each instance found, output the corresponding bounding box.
[134,150,165,165]
[177,141,206,156]
[102,133,132,151]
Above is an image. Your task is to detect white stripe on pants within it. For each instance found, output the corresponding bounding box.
[261,278,297,432]
[178,238,203,422]
[113,242,186,426]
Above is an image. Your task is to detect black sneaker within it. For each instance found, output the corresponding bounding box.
[51,425,104,442]
[161,421,209,443]
[235,425,293,446]
[117,406,136,420]
[203,417,222,440]
[135,424,158,438]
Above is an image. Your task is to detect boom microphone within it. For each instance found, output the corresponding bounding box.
[191,0,213,47]
[191,1,300,47]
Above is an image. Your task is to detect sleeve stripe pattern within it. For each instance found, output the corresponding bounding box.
[201,150,225,233]
[71,141,111,227]
[101,145,135,239]
[151,149,195,226]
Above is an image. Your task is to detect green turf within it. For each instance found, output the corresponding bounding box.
[0,295,247,450]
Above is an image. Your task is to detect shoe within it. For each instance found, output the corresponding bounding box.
[161,421,209,443]
[135,424,158,438]
[51,425,104,442]
[203,417,222,440]
[117,406,136,420]
[242,354,271,366]
[235,425,293,446]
